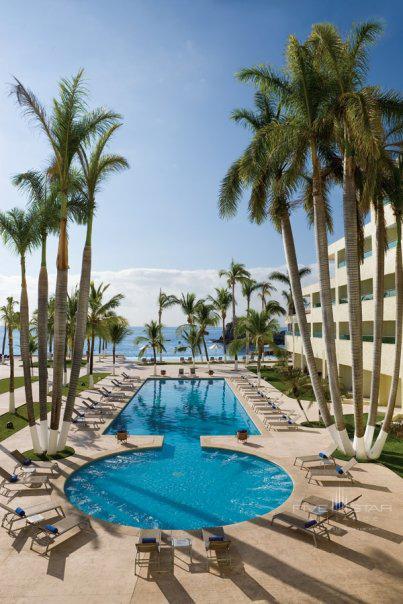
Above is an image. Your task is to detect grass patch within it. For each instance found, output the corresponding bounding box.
[22,446,75,461]
[60,372,110,397]
[302,413,403,478]
[0,402,51,442]
[32,360,86,368]
[0,376,38,395]
[248,365,315,401]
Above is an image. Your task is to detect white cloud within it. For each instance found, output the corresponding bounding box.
[0,264,311,326]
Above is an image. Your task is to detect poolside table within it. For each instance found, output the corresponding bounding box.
[170,535,193,567]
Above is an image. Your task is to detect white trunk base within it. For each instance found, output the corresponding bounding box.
[326,423,342,449]
[338,428,355,455]
[369,429,389,459]
[9,391,15,413]
[353,434,367,460]
[47,429,59,455]
[86,362,90,376]
[364,424,376,453]
[57,420,71,451]
[30,424,43,454]
[257,371,261,387]
[234,360,239,371]
[89,374,94,388]
[40,420,48,451]
[63,371,68,387]
[112,364,116,376]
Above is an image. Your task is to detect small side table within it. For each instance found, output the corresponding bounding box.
[171,536,193,567]
[308,505,331,522]
[25,513,44,527]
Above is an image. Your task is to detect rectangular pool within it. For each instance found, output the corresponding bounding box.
[105,378,259,439]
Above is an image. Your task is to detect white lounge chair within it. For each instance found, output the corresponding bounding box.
[30,514,90,555]
[294,445,337,468]
[305,458,357,484]
[0,500,64,534]
[271,512,331,547]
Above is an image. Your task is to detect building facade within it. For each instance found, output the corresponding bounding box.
[285,202,402,409]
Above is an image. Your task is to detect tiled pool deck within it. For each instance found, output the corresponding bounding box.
[0,360,402,603]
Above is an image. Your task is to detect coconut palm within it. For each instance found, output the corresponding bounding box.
[175,293,201,325]
[0,208,41,451]
[29,333,38,374]
[258,280,276,310]
[58,126,128,450]
[47,295,55,356]
[12,170,61,448]
[157,290,177,362]
[107,319,131,375]
[230,309,278,386]
[181,326,202,368]
[219,260,251,369]
[87,282,124,387]
[280,368,312,424]
[194,302,219,366]
[135,321,165,376]
[1,320,6,365]
[238,35,352,453]
[12,70,121,453]
[219,89,338,446]
[270,267,312,315]
[240,278,260,362]
[207,288,232,361]
[0,298,19,412]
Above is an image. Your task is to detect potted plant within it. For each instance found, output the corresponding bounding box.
[236,429,248,443]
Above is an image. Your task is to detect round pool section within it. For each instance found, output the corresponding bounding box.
[65,446,293,530]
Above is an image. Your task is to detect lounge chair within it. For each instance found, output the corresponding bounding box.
[294,445,337,468]
[135,529,162,573]
[300,494,362,521]
[305,458,357,484]
[190,367,196,376]
[218,356,223,362]
[264,417,299,431]
[79,401,114,416]
[122,372,141,382]
[202,526,232,568]
[180,357,185,364]
[178,368,185,376]
[187,357,192,363]
[0,466,51,498]
[72,409,105,428]
[10,450,59,475]
[82,396,117,410]
[0,500,64,534]
[210,356,215,363]
[271,512,331,547]
[30,514,90,555]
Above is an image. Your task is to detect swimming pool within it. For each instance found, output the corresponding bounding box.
[65,379,293,529]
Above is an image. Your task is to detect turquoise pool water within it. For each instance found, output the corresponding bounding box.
[65,379,293,529]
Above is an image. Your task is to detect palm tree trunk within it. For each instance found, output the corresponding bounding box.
[203,336,210,369]
[8,326,15,413]
[369,234,402,458]
[48,212,69,454]
[296,397,311,425]
[113,342,116,375]
[312,155,351,453]
[38,242,49,450]
[158,308,163,363]
[343,154,365,457]
[222,316,227,360]
[281,212,339,446]
[89,328,95,387]
[1,322,6,364]
[20,256,41,453]
[257,349,261,386]
[232,284,238,369]
[365,201,385,451]
[246,300,250,363]
[59,247,91,452]
[152,345,157,375]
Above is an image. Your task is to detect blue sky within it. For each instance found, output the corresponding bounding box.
[0,0,401,323]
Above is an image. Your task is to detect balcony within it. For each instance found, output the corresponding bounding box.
[312,332,322,338]
[363,249,372,259]
[383,336,395,344]
[339,297,348,304]
[338,259,346,268]
[313,302,321,308]
[361,293,373,301]
[339,334,350,340]
[384,288,396,298]
[387,239,397,250]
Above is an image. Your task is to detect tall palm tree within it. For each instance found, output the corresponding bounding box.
[87,282,124,387]
[270,267,312,315]
[157,290,177,362]
[219,260,251,369]
[175,293,201,325]
[47,295,55,357]
[12,170,60,449]
[0,298,19,412]
[0,208,41,451]
[238,35,353,453]
[12,71,120,454]
[194,302,219,367]
[135,321,165,376]
[207,288,232,361]
[230,309,279,386]
[181,326,202,369]
[258,280,276,310]
[1,319,6,365]
[107,319,131,375]
[58,126,128,450]
[219,90,338,447]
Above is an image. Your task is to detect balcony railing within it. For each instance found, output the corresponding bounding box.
[339,334,350,340]
[384,288,396,298]
[363,249,372,259]
[383,336,395,344]
[361,293,373,301]
[312,302,321,308]
[387,239,397,250]
[362,335,374,342]
[312,332,322,338]
[338,260,346,268]
[339,297,348,304]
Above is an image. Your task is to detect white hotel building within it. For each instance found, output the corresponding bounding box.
[285,202,402,409]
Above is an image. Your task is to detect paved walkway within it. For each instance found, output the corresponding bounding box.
[0,360,402,603]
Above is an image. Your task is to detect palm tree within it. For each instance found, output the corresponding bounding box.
[238,35,353,453]
[87,282,124,387]
[241,278,260,362]
[258,280,276,310]
[280,368,312,424]
[218,89,338,447]
[107,319,131,375]
[29,333,38,375]
[58,126,128,450]
[0,208,41,452]
[157,290,177,362]
[12,71,120,454]
[230,309,278,386]
[207,288,232,361]
[175,293,201,325]
[219,260,251,369]
[1,319,6,365]
[12,170,60,449]
[47,296,55,357]
[270,267,312,315]
[181,326,202,368]
[135,321,165,376]
[194,302,219,367]
[0,298,19,412]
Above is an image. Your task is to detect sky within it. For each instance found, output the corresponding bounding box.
[0,0,402,324]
